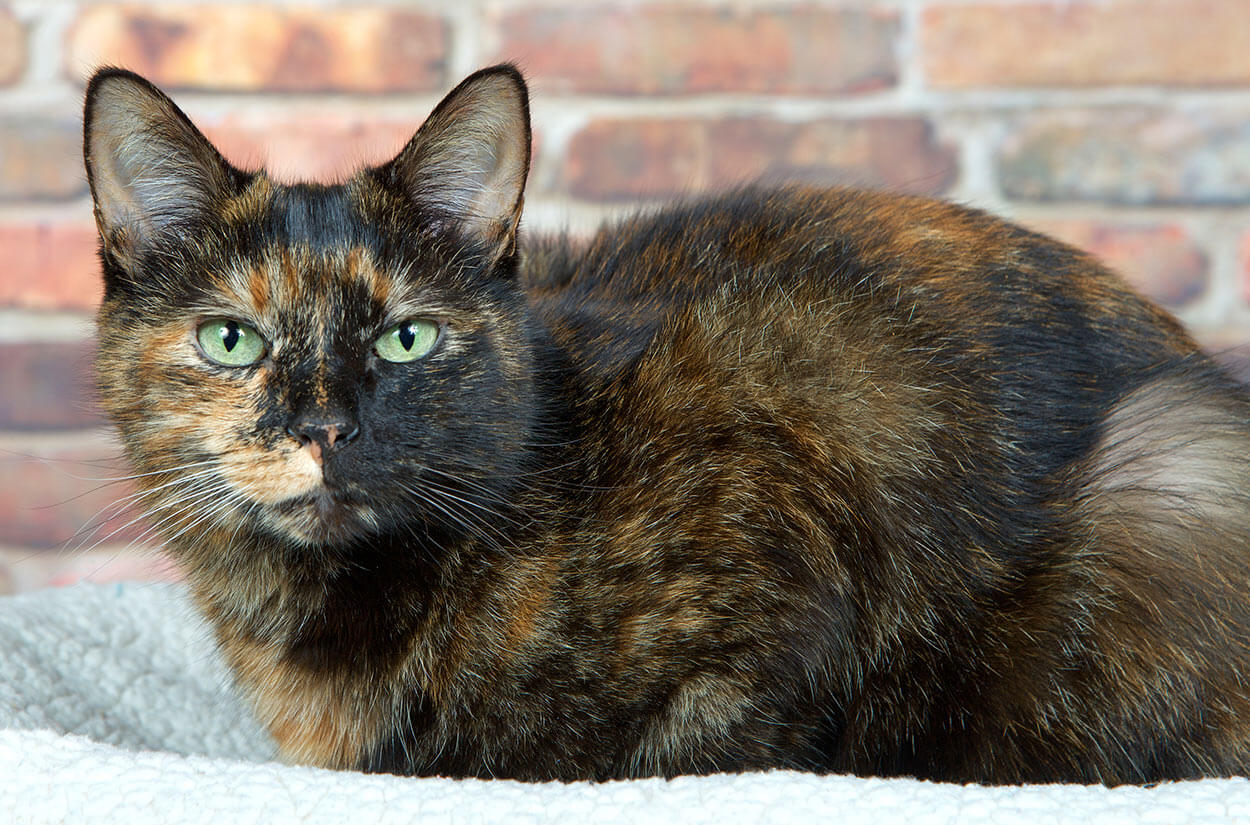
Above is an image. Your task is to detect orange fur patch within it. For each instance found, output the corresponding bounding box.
[223,634,389,770]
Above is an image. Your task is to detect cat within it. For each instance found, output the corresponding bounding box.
[83,63,1250,785]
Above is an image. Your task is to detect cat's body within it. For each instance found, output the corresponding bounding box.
[85,66,1250,784]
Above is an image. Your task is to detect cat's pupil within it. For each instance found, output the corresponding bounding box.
[220,321,240,352]
[398,323,416,351]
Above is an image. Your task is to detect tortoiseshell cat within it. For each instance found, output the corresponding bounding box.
[84,64,1250,784]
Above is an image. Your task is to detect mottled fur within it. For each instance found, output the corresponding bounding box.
[86,66,1250,784]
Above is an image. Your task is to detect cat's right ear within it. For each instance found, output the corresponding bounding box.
[83,68,239,269]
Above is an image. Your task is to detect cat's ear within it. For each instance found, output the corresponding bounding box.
[378,64,532,268]
[83,68,239,267]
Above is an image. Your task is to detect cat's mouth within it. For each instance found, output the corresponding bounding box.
[270,488,372,544]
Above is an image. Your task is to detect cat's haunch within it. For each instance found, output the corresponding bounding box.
[85,64,1250,784]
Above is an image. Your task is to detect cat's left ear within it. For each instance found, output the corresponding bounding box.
[377,64,532,270]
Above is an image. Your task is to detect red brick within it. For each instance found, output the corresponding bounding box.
[201,112,418,183]
[0,223,103,311]
[0,6,23,86]
[493,5,898,95]
[998,109,1250,206]
[924,0,1250,89]
[0,119,87,202]
[192,106,532,183]
[0,342,105,431]
[67,5,448,93]
[0,446,150,549]
[560,117,957,202]
[1025,220,1209,309]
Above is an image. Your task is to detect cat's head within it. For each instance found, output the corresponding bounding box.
[85,66,538,552]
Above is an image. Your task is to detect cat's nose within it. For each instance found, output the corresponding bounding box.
[286,413,360,460]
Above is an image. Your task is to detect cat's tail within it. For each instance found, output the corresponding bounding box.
[1067,355,1250,779]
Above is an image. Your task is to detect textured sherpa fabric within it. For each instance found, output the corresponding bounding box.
[2,583,1250,825]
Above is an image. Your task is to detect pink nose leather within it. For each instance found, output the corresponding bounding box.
[286,417,360,465]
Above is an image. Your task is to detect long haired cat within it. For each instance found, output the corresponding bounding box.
[84,64,1250,784]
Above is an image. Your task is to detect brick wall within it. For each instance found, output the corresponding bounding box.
[2,0,1249,593]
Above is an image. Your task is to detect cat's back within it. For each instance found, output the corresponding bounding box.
[520,186,1250,783]
[527,185,1196,366]
[528,186,1200,457]
[527,187,1221,518]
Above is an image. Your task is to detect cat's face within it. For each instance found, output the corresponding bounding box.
[85,67,535,550]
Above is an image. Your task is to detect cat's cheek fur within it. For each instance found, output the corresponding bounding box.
[103,313,335,533]
[213,440,321,505]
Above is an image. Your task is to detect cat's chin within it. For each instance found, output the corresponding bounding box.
[267,489,375,546]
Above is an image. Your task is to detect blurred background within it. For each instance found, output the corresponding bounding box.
[1,0,1249,593]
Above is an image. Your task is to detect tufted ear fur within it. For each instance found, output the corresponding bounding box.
[376,64,532,270]
[83,68,240,270]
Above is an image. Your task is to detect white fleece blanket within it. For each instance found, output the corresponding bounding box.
[2,584,1249,824]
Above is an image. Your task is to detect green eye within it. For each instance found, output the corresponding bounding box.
[375,319,440,363]
[196,318,266,367]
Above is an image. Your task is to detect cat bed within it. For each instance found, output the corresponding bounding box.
[1,583,1248,824]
